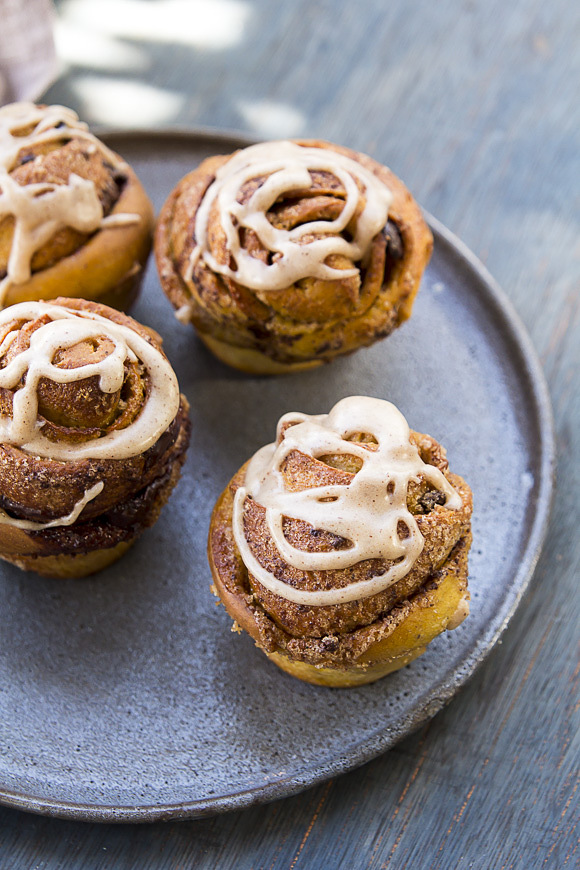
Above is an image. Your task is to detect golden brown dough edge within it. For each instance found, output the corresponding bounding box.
[2,163,155,311]
[2,540,135,580]
[208,462,471,688]
[154,140,433,371]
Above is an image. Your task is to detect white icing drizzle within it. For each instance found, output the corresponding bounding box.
[184,245,201,285]
[232,397,462,606]
[447,594,470,630]
[0,301,180,461]
[0,482,103,530]
[100,213,140,228]
[0,102,139,306]
[191,141,393,291]
[175,303,193,324]
[0,172,103,287]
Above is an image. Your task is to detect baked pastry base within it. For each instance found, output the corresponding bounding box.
[2,540,134,580]
[0,398,191,580]
[266,570,468,687]
[198,332,322,375]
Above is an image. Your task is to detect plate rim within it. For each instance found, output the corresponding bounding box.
[0,128,555,823]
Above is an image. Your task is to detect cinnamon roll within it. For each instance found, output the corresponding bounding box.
[208,397,472,686]
[0,298,191,578]
[156,140,432,374]
[0,102,154,311]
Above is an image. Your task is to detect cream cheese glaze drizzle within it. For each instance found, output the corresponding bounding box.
[0,102,139,306]
[190,141,393,291]
[0,482,103,531]
[0,301,180,462]
[233,397,462,606]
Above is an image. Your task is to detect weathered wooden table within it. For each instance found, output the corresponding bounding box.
[1,0,577,866]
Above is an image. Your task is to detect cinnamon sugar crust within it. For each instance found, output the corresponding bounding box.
[0,406,190,567]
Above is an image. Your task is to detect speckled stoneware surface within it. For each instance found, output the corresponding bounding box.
[0,132,554,822]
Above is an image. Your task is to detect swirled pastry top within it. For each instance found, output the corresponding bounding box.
[233,397,462,607]
[156,139,433,371]
[190,140,393,292]
[0,300,180,461]
[0,103,139,306]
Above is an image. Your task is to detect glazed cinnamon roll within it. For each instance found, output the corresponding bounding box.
[156,140,432,374]
[208,397,472,686]
[0,298,191,578]
[0,102,154,311]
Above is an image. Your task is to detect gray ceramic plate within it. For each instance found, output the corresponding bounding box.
[0,131,554,822]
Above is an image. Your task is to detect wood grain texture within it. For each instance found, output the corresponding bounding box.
[1,0,579,866]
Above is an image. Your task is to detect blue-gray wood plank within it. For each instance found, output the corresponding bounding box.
[1,0,578,866]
